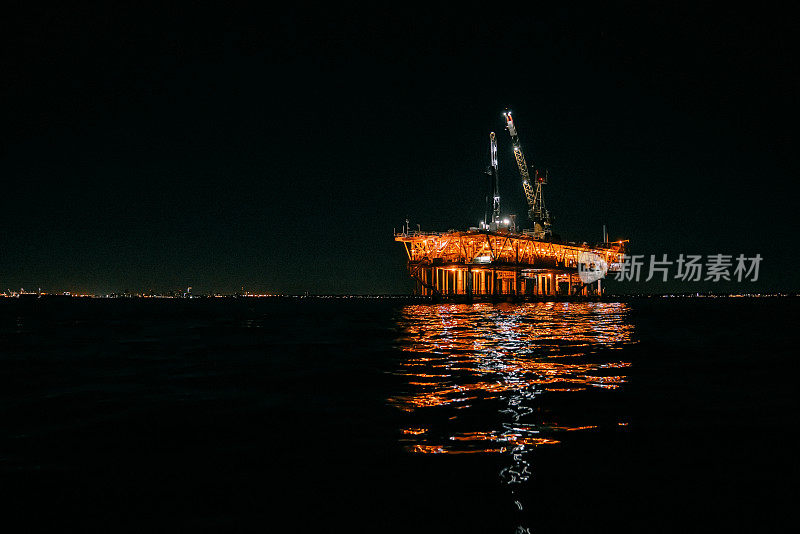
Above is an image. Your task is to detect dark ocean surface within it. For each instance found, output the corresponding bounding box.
[0,298,796,532]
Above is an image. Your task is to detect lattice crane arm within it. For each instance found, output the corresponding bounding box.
[503,110,551,237]
[503,110,536,213]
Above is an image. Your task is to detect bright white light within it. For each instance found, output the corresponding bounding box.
[503,218,510,224]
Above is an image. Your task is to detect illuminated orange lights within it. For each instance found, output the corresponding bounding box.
[396,229,626,297]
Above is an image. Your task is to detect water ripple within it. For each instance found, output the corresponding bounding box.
[391,302,636,531]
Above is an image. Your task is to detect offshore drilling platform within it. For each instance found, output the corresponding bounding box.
[395,110,627,301]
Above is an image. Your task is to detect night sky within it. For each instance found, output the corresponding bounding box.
[2,5,797,294]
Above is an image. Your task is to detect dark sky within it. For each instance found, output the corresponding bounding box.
[2,4,797,294]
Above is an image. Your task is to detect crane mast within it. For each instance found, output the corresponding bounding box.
[503,110,551,239]
[484,132,500,227]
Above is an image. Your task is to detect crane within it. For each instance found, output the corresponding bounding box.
[503,110,552,239]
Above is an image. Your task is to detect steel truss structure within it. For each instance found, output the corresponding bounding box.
[395,229,626,299]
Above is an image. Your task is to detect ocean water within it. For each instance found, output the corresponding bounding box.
[0,297,795,532]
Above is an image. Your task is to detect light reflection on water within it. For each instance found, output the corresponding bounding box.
[390,302,635,532]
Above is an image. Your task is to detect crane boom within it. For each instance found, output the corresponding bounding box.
[503,110,551,239]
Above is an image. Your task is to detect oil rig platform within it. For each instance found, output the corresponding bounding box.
[395,110,627,301]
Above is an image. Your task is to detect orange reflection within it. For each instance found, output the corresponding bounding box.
[391,302,635,457]
[400,428,428,435]
[391,302,635,532]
